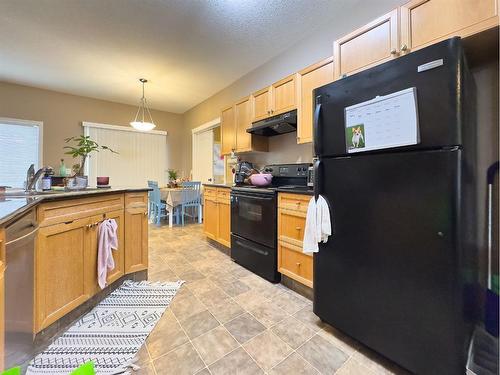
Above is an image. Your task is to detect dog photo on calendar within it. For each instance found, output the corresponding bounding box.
[346,124,366,150]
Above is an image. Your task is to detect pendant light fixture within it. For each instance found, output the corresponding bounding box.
[130,78,156,131]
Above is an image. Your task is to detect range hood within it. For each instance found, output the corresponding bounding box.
[247,109,297,137]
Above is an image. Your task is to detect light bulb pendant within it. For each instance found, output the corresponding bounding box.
[130,78,156,131]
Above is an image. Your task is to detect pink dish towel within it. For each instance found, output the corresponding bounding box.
[97,218,118,289]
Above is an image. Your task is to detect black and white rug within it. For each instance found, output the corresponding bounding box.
[27,280,184,375]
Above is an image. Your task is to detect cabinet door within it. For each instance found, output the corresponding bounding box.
[203,196,218,240]
[400,0,499,53]
[271,74,296,116]
[221,106,236,155]
[251,87,272,122]
[36,217,90,332]
[84,211,125,295]
[216,189,231,247]
[297,57,334,144]
[235,97,252,152]
[0,229,4,371]
[333,9,399,79]
[124,197,148,274]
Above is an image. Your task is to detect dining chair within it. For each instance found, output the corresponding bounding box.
[180,181,202,226]
[150,184,169,225]
[147,180,157,221]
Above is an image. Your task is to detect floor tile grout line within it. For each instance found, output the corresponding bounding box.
[170,302,215,375]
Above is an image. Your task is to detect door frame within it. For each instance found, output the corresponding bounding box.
[192,117,220,183]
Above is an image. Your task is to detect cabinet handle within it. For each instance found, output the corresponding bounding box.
[296,262,301,267]
[295,226,302,231]
[401,44,408,52]
[390,48,398,55]
[143,212,148,216]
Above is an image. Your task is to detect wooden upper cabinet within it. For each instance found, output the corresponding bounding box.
[221,106,236,155]
[400,0,499,53]
[296,57,334,144]
[235,97,252,152]
[271,74,296,116]
[251,87,272,122]
[333,9,399,79]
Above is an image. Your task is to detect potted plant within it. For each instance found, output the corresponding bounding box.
[167,169,178,188]
[64,135,117,187]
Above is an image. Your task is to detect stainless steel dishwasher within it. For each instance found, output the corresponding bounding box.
[5,209,38,368]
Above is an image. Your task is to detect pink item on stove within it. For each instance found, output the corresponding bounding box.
[249,173,273,187]
[97,219,118,289]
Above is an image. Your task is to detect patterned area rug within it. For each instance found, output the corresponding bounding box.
[27,280,184,375]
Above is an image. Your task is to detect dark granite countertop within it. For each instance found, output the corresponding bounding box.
[202,183,233,189]
[0,187,150,227]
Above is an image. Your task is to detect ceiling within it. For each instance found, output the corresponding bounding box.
[0,0,357,113]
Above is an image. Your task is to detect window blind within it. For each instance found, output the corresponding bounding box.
[0,119,41,188]
[84,123,168,187]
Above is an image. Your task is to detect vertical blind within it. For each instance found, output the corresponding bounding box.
[84,123,167,187]
[0,119,41,188]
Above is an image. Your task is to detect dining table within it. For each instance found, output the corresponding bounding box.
[160,186,202,227]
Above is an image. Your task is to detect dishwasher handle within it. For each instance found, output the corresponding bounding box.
[5,224,39,246]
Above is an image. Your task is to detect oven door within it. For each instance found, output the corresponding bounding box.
[230,191,276,248]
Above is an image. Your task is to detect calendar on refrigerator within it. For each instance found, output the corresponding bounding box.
[344,87,420,153]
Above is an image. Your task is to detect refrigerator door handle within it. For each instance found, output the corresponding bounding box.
[313,158,321,201]
[313,98,322,156]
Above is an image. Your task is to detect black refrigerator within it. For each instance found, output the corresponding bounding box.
[312,38,478,375]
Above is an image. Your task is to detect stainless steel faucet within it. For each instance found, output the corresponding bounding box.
[25,164,53,192]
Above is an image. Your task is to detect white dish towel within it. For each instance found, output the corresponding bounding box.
[303,195,332,253]
[97,218,118,289]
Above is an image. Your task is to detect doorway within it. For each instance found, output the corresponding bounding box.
[192,119,224,184]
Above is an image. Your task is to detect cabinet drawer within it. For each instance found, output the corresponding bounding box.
[38,194,124,227]
[204,187,217,198]
[125,192,148,208]
[278,209,306,247]
[278,241,313,288]
[216,188,231,203]
[278,193,310,213]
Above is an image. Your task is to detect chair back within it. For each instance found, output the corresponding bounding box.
[147,180,159,204]
[181,181,201,205]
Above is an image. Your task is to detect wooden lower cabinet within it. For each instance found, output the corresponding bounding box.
[0,229,4,370]
[36,217,91,332]
[203,187,231,246]
[34,191,149,333]
[217,200,231,247]
[124,193,148,273]
[203,195,218,240]
[85,210,125,295]
[277,193,313,287]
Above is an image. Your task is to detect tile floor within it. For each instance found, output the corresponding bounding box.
[139,224,410,375]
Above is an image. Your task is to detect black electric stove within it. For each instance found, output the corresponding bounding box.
[230,163,311,282]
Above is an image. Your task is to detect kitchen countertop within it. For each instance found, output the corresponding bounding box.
[202,183,233,188]
[0,187,150,227]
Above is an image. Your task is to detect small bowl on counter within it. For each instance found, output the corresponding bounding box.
[249,173,273,187]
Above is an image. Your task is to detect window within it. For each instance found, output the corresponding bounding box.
[0,118,42,188]
[83,122,168,187]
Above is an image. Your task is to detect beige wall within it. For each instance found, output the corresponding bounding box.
[181,0,407,174]
[0,81,185,176]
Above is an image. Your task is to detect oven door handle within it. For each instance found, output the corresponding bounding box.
[231,194,274,201]
[235,239,269,256]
